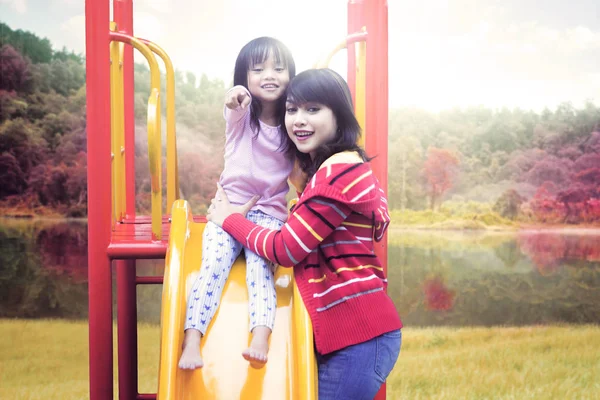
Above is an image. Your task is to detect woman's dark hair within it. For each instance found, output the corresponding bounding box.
[286,68,370,177]
[233,37,295,151]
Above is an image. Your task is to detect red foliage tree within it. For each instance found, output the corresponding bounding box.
[523,155,573,187]
[422,147,460,209]
[0,45,32,92]
[556,184,590,224]
[530,181,564,222]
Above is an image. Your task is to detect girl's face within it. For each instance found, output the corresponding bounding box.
[247,52,290,103]
[285,101,338,160]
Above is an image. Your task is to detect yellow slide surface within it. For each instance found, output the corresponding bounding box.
[158,200,317,400]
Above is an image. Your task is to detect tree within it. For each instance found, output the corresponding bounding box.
[529,182,563,223]
[389,136,422,210]
[0,23,53,64]
[52,46,84,64]
[0,45,32,92]
[48,59,85,96]
[557,184,591,224]
[523,155,573,187]
[422,147,460,209]
[493,189,526,220]
[0,152,27,197]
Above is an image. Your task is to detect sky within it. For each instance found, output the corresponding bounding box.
[1,0,600,112]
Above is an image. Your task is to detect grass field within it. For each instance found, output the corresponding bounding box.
[1,320,599,399]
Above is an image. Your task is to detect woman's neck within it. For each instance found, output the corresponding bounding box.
[259,101,278,126]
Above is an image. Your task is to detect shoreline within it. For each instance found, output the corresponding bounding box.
[3,210,600,232]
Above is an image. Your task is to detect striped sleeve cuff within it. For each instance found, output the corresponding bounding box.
[222,213,255,245]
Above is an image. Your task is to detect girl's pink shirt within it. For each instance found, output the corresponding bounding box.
[219,87,293,222]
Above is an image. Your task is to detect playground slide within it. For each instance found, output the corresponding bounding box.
[157,200,317,400]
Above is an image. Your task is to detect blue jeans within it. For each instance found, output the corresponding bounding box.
[317,330,402,400]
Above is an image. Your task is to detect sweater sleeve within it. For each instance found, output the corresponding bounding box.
[222,197,351,267]
[223,85,251,124]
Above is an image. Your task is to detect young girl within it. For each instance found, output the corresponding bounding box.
[178,37,296,370]
[208,68,402,399]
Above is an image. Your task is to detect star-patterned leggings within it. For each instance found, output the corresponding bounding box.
[184,210,284,335]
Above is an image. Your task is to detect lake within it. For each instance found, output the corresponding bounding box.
[1,219,599,326]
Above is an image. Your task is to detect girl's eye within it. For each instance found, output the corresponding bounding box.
[286,107,297,113]
[251,67,263,72]
[275,67,285,72]
[307,107,320,113]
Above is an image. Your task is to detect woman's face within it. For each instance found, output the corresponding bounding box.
[285,101,338,159]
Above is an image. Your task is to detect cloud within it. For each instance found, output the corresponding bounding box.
[137,0,171,14]
[59,14,85,53]
[0,0,27,13]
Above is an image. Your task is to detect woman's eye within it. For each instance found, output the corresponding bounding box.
[275,67,285,72]
[286,107,297,113]
[307,107,320,113]
[251,68,263,72]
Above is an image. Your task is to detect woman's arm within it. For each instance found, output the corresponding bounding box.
[208,185,350,266]
[224,198,351,266]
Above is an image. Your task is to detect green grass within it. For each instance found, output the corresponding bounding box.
[1,320,599,399]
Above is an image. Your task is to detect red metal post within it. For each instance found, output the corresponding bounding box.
[114,2,139,399]
[86,0,114,399]
[364,1,389,399]
[347,0,364,104]
[116,259,138,400]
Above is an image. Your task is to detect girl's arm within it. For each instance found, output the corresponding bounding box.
[222,197,351,267]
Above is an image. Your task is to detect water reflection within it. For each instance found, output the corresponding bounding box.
[388,229,600,326]
[0,219,87,319]
[1,220,599,326]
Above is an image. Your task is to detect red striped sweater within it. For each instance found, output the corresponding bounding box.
[223,151,402,354]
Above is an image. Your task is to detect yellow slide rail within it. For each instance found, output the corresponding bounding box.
[314,30,367,148]
[140,39,179,213]
[109,25,162,239]
[109,23,126,224]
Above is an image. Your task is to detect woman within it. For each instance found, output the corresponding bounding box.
[208,68,402,399]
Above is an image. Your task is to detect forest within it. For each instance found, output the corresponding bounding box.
[1,22,599,224]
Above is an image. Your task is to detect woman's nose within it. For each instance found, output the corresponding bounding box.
[294,114,306,126]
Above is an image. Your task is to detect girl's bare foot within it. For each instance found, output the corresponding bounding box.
[242,326,271,368]
[178,329,204,370]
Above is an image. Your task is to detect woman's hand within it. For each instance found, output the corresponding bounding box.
[207,183,260,227]
[225,86,251,110]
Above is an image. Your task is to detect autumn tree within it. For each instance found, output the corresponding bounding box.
[422,147,460,209]
[0,45,32,92]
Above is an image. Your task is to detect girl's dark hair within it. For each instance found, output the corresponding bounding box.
[233,37,296,152]
[286,68,370,177]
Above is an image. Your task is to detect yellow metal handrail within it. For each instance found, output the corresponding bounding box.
[110,29,163,240]
[140,39,179,213]
[314,30,367,147]
[110,23,126,223]
[355,29,367,148]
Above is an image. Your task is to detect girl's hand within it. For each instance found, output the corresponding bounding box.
[207,183,260,227]
[225,86,251,110]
